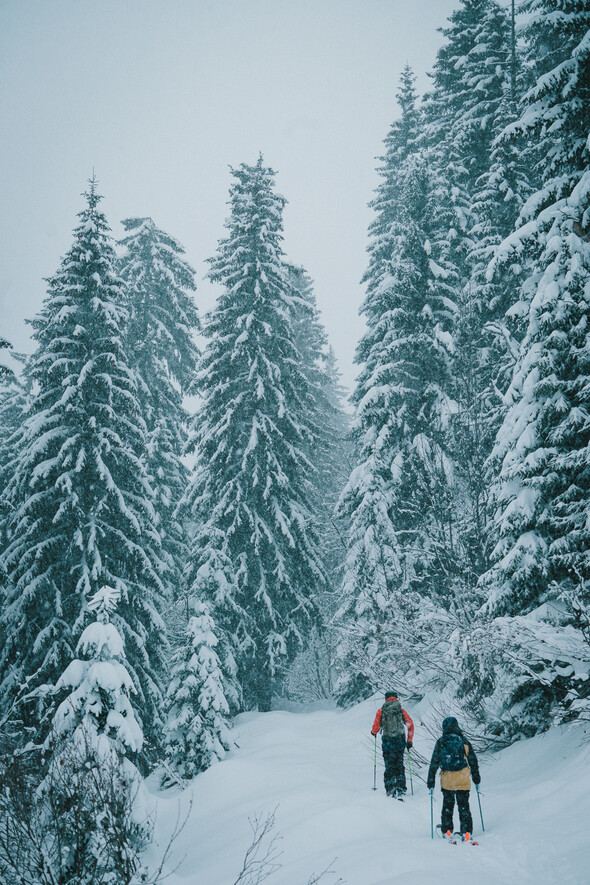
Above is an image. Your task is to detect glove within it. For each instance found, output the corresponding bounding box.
[427,782,434,791]
[406,740,413,750]
[474,777,481,786]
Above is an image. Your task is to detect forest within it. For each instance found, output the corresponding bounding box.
[0,1,588,882]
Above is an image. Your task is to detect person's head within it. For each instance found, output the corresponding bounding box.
[385,690,398,700]
[442,716,463,735]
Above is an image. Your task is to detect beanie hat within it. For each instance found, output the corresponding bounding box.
[385,690,398,699]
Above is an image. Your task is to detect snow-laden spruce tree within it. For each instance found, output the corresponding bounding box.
[48,584,144,761]
[422,0,513,327]
[418,1,525,611]
[283,265,350,701]
[425,0,510,189]
[456,1,590,735]
[118,218,199,599]
[482,0,590,618]
[334,75,457,703]
[0,180,168,749]
[36,585,148,885]
[287,265,350,582]
[164,599,232,779]
[183,157,324,710]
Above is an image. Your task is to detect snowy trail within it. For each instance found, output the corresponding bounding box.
[149,700,590,885]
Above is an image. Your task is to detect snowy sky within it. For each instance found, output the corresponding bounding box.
[1,0,461,393]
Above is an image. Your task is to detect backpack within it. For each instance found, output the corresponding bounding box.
[381,699,405,738]
[439,732,467,771]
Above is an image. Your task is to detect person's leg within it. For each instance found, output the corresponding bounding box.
[456,790,473,835]
[391,736,407,793]
[441,789,455,833]
[382,737,395,795]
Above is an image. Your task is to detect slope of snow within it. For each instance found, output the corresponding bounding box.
[147,699,590,885]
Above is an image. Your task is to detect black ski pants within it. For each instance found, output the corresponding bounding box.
[441,789,473,835]
[382,735,406,795]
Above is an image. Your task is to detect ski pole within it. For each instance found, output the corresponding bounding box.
[373,734,377,791]
[430,788,434,839]
[476,784,485,832]
[407,749,413,795]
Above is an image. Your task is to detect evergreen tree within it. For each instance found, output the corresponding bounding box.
[287,264,350,586]
[285,266,350,700]
[183,157,324,710]
[164,600,232,779]
[118,218,199,600]
[335,72,456,702]
[0,181,168,751]
[482,0,590,616]
[39,585,147,885]
[420,1,521,610]
[48,585,144,759]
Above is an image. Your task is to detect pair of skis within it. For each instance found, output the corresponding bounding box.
[437,826,479,846]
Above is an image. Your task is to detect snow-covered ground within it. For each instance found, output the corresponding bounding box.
[147,699,590,885]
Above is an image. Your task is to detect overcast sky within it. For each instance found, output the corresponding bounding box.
[1,0,461,393]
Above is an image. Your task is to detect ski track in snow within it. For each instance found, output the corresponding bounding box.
[148,700,590,885]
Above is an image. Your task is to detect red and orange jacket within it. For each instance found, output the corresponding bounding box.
[371,696,415,741]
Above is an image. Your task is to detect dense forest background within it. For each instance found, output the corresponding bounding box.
[0,1,588,881]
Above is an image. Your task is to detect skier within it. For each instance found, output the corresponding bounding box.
[371,691,414,798]
[427,716,481,839]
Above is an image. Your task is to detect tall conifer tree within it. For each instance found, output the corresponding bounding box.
[183,157,324,710]
[0,181,168,750]
[482,0,590,616]
[118,218,199,599]
[335,72,456,703]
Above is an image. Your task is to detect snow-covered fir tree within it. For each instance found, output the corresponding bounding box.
[0,181,168,751]
[482,0,590,617]
[334,73,457,703]
[164,599,232,780]
[118,217,199,600]
[457,0,590,734]
[287,264,350,584]
[284,266,350,700]
[418,0,520,610]
[40,584,148,885]
[183,157,324,711]
[48,584,144,760]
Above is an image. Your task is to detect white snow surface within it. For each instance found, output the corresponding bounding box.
[147,698,590,885]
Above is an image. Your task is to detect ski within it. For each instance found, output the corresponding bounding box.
[436,826,479,846]
[454,832,479,846]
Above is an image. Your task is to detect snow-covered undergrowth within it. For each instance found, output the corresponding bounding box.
[147,699,590,885]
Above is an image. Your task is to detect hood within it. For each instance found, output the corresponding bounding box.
[442,716,463,736]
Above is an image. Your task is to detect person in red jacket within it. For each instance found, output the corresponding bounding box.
[371,691,414,798]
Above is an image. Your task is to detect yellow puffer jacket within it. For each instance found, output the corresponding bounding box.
[427,718,481,793]
[440,744,472,791]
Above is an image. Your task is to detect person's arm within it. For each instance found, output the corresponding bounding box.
[371,708,382,736]
[427,739,440,789]
[402,708,414,743]
[466,741,481,784]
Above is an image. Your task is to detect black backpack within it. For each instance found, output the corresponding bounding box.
[439,732,467,771]
[381,699,405,738]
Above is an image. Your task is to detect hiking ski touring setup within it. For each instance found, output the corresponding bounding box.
[370,692,414,799]
[427,717,482,841]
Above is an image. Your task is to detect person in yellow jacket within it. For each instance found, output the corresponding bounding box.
[427,716,481,837]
